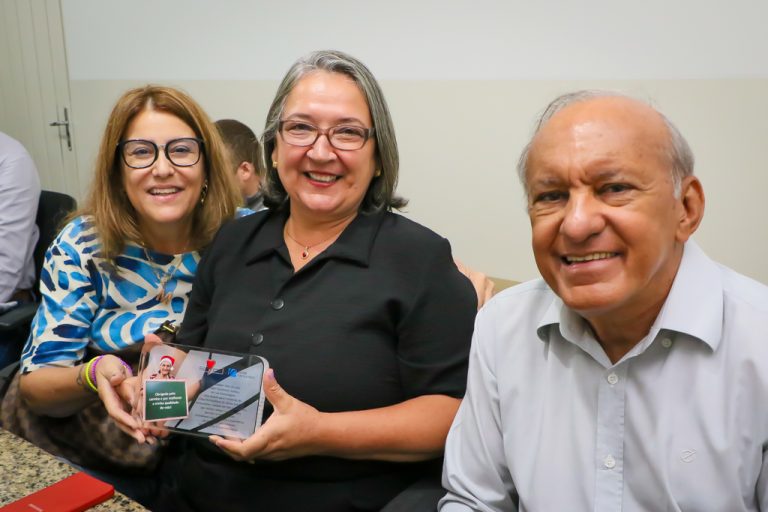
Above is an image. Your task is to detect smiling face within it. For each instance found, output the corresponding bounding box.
[159,360,172,376]
[525,97,699,328]
[272,71,377,223]
[121,109,205,243]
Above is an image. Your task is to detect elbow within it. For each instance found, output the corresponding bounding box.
[18,374,46,415]
[18,373,68,417]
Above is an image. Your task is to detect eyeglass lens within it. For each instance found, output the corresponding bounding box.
[122,138,201,168]
[280,121,370,150]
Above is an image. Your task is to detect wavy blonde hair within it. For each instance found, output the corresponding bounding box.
[75,85,242,262]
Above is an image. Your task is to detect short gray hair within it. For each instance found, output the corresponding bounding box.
[261,50,407,212]
[516,90,694,197]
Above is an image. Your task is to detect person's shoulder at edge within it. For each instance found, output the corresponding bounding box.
[0,131,33,164]
[717,261,768,313]
[474,278,557,337]
[378,210,455,250]
[483,277,553,310]
[52,214,99,247]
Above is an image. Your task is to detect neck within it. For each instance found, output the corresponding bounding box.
[243,179,261,198]
[140,221,193,255]
[286,209,357,246]
[585,288,669,364]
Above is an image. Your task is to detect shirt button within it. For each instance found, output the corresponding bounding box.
[604,454,616,469]
[661,338,672,348]
[271,298,285,310]
[251,333,264,346]
[606,372,619,385]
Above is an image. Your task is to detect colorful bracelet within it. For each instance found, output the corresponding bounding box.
[82,355,132,393]
[83,357,99,393]
[89,355,105,390]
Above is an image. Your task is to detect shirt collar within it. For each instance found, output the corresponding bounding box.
[244,206,386,267]
[651,240,723,351]
[536,240,723,354]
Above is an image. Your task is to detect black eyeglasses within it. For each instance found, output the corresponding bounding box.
[278,120,374,151]
[117,138,204,169]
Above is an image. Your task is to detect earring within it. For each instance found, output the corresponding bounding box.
[374,169,381,177]
[200,180,209,205]
[272,160,278,168]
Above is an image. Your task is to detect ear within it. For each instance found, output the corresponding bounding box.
[675,175,705,243]
[237,161,255,178]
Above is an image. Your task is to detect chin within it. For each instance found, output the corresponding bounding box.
[553,281,627,315]
[297,197,344,214]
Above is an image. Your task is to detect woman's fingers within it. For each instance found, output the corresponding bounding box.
[210,369,322,462]
[95,361,151,443]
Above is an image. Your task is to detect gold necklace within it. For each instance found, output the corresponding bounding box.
[143,247,182,304]
[284,224,341,260]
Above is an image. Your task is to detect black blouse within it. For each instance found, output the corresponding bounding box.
[163,207,476,512]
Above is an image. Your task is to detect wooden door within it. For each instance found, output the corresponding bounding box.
[0,0,80,199]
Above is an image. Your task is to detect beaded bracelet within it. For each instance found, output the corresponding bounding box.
[83,357,100,393]
[83,355,133,393]
[89,355,105,391]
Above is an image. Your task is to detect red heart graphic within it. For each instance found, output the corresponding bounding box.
[206,359,215,370]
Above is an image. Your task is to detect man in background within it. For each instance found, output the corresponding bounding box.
[0,131,41,365]
[215,119,266,211]
[440,91,768,510]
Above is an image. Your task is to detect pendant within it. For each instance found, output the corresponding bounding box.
[301,249,310,259]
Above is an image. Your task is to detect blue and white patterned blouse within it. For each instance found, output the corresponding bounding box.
[21,215,204,372]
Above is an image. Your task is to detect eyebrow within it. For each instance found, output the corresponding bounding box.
[588,167,626,181]
[282,113,367,125]
[528,175,564,190]
[530,166,629,186]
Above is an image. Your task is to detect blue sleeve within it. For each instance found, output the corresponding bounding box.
[20,218,100,372]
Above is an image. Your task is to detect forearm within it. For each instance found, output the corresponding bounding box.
[314,394,460,462]
[19,366,97,417]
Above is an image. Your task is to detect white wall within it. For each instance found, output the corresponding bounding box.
[61,0,768,284]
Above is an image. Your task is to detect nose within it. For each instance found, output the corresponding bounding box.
[559,191,605,243]
[306,133,337,162]
[151,150,175,178]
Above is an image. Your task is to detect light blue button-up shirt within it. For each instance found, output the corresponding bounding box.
[441,241,768,511]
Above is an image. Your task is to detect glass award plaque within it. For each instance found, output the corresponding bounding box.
[137,342,268,440]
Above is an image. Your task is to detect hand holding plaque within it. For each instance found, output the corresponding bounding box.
[210,368,325,462]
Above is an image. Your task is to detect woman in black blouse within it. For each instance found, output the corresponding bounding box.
[147,50,478,512]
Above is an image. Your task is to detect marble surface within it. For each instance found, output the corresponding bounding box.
[0,428,148,510]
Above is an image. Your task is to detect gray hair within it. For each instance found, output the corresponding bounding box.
[261,50,407,212]
[516,90,694,198]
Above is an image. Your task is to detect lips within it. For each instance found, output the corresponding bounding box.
[562,252,618,264]
[304,171,341,183]
[148,187,182,196]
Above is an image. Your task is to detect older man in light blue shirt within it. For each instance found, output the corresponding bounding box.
[440,92,768,511]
